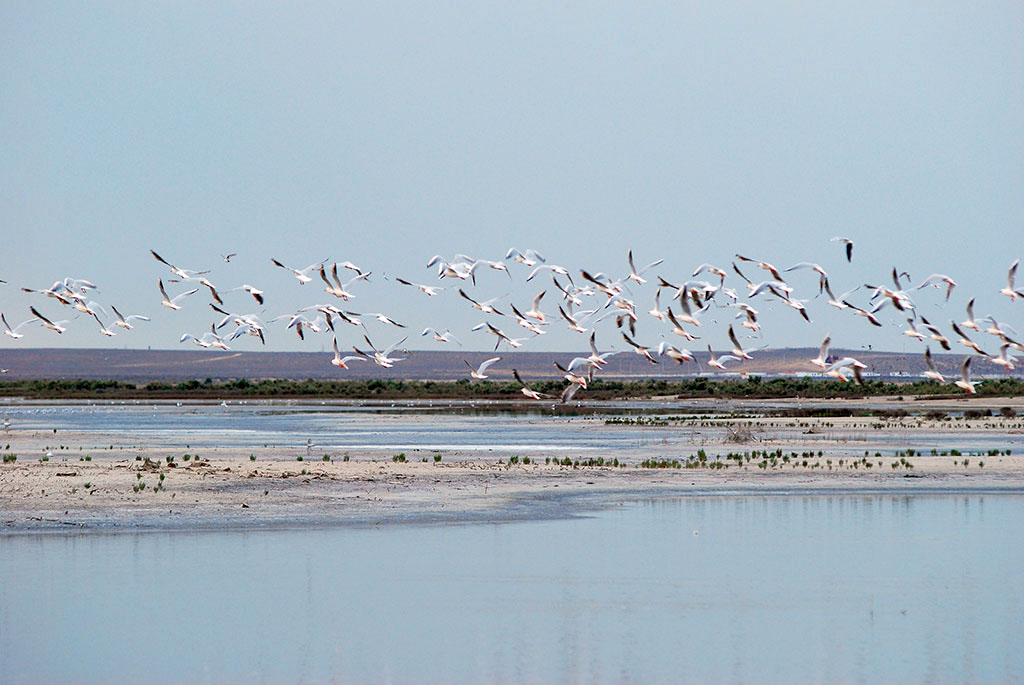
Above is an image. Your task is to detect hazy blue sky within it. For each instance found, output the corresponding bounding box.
[1,3,1022,358]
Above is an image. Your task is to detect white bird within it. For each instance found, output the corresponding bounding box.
[579,270,624,298]
[658,341,695,364]
[913,273,957,301]
[211,305,266,344]
[672,290,707,327]
[727,325,756,360]
[21,281,75,305]
[922,348,945,383]
[158,279,199,310]
[647,288,666,322]
[621,332,659,364]
[524,291,548,322]
[989,344,1017,371]
[509,304,546,335]
[421,328,462,345]
[319,264,370,300]
[950,321,988,355]
[151,250,209,281]
[557,302,599,334]
[459,289,504,316]
[824,357,866,384]
[919,317,951,351]
[29,306,67,334]
[902,318,925,342]
[512,369,548,400]
[110,306,151,330]
[706,345,741,371]
[692,263,728,285]
[471,259,513,280]
[960,297,979,332]
[220,253,237,263]
[734,303,759,332]
[625,250,664,285]
[999,259,1024,301]
[955,357,976,394]
[472,322,525,350]
[365,313,406,328]
[554,359,591,388]
[271,257,326,284]
[355,335,407,368]
[526,264,572,284]
[395,278,445,296]
[426,256,474,282]
[89,311,116,337]
[784,262,829,292]
[465,356,501,379]
[831,236,854,262]
[552,276,588,306]
[665,308,699,341]
[586,331,621,368]
[809,335,831,369]
[180,324,229,350]
[735,254,786,282]
[822,280,860,310]
[331,338,365,369]
[2,313,38,339]
[506,248,545,267]
[223,284,265,305]
[843,300,883,327]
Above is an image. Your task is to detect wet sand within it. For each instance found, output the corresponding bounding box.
[3,400,1024,532]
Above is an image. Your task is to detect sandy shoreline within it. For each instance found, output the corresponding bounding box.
[4,448,1024,534]
[3,400,1024,532]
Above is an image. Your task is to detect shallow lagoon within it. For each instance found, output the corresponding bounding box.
[3,401,1021,457]
[2,494,1022,683]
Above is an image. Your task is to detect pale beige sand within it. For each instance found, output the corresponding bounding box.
[2,402,1023,531]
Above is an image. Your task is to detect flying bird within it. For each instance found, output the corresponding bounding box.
[158,279,199,310]
[831,236,854,262]
[465,356,501,379]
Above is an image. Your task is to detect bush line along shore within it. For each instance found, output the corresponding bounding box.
[3,376,1024,401]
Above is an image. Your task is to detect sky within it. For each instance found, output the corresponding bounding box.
[1,2,1022,359]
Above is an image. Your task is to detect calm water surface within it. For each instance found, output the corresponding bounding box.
[4,402,1020,456]
[2,495,1022,683]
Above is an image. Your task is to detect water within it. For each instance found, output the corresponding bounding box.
[3,494,1022,683]
[4,401,1020,456]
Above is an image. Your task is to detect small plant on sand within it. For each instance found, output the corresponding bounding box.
[250,454,256,461]
[434,454,442,462]
[323,455,331,462]
[84,482,91,489]
[342,455,350,462]
[392,453,406,463]
[84,455,91,461]
[979,461,984,468]
[135,455,142,461]
[509,456,519,465]
[2,453,16,463]
[264,490,269,495]
[297,456,303,461]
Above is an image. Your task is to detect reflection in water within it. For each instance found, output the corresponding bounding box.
[2,495,1023,682]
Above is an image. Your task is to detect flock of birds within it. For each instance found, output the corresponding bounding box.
[2,239,1023,401]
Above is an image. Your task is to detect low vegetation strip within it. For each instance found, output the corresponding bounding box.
[2,376,1024,400]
